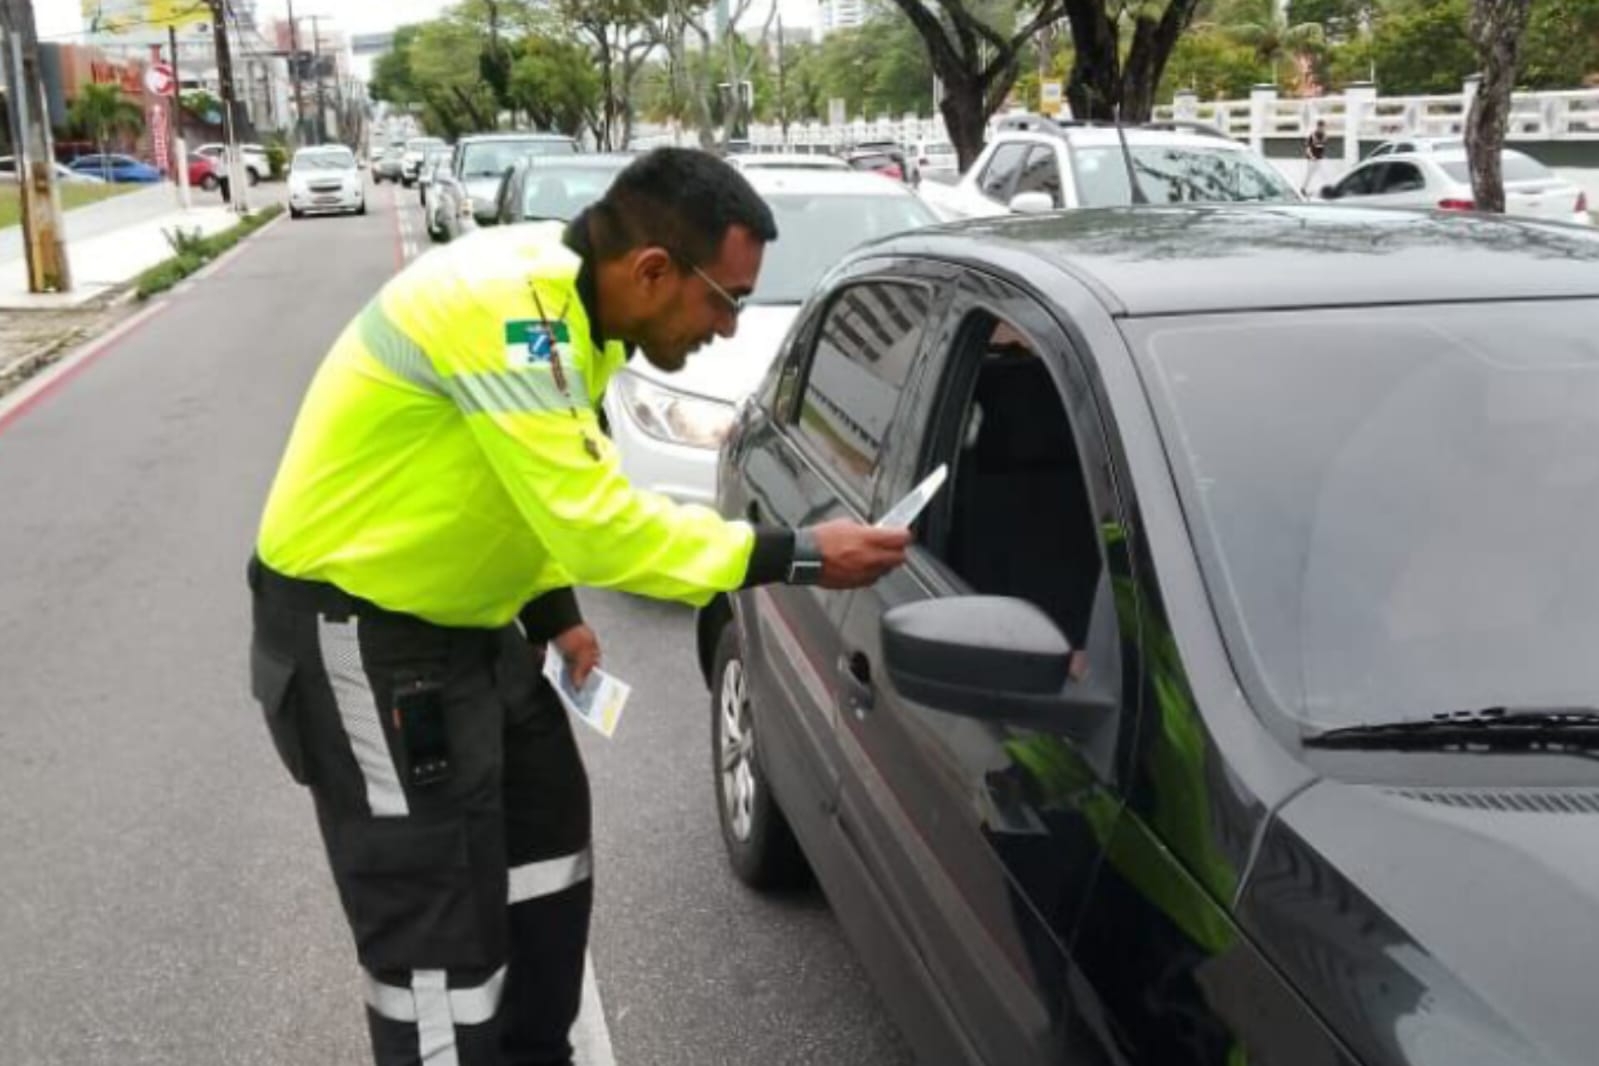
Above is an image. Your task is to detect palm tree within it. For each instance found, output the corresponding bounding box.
[69,83,146,182]
[1215,0,1326,91]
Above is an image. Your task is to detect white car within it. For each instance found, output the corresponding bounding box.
[1320,148,1590,224]
[912,138,959,183]
[287,146,365,218]
[603,170,940,504]
[401,136,447,186]
[194,142,269,184]
[729,153,850,172]
[1366,136,1465,159]
[943,118,1300,218]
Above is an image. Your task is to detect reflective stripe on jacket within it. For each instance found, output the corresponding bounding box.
[256,222,755,626]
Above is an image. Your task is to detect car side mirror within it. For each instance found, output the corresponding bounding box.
[882,596,1115,731]
[1008,191,1055,215]
[1320,185,1340,200]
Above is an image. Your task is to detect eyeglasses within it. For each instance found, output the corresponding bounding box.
[691,264,746,317]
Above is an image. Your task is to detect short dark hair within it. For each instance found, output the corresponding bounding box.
[590,148,778,267]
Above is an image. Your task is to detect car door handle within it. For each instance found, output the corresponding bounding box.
[838,651,875,719]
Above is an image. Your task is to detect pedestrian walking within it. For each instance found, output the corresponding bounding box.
[246,148,909,1066]
[1303,119,1330,195]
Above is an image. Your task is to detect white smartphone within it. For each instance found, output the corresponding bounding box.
[875,464,949,529]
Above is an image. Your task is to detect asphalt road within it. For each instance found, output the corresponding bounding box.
[0,181,912,1066]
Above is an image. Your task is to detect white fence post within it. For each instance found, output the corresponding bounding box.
[1249,83,1277,156]
[1343,81,1377,165]
[1174,88,1199,124]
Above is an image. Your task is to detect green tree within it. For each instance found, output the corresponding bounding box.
[369,24,423,108]
[509,34,603,135]
[1056,0,1211,129]
[69,83,144,181]
[1213,0,1326,90]
[1160,28,1268,98]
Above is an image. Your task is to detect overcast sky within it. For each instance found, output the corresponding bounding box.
[39,0,811,42]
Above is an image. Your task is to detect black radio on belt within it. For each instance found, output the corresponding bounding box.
[394,678,451,787]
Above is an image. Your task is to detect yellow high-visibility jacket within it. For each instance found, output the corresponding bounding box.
[256,222,756,627]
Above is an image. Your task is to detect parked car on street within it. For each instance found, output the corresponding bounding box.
[287,145,365,218]
[491,153,631,227]
[67,154,160,183]
[1320,147,1589,223]
[372,144,406,184]
[912,138,959,183]
[845,142,918,185]
[942,118,1299,218]
[431,132,579,241]
[0,156,103,184]
[417,145,452,206]
[700,202,1599,1066]
[400,136,448,186]
[603,169,938,504]
[193,142,268,184]
[186,151,222,191]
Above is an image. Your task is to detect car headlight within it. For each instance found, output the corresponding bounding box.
[614,371,737,449]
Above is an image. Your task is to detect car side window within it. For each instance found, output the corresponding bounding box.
[1380,161,1425,193]
[790,282,933,503]
[1336,164,1380,197]
[921,312,1105,651]
[1012,146,1064,207]
[978,143,1030,203]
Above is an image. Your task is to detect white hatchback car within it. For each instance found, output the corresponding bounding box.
[1320,148,1590,223]
[729,153,850,173]
[943,118,1299,218]
[287,146,365,218]
[603,170,940,504]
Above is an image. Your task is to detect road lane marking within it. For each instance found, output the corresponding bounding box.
[574,951,618,1066]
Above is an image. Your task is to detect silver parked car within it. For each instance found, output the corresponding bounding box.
[431,133,578,243]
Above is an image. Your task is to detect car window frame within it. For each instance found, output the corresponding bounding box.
[1336,162,1382,197]
[1013,144,1065,208]
[772,269,949,514]
[976,141,1033,204]
[1378,160,1426,194]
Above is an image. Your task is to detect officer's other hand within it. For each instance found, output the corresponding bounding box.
[810,520,912,590]
[554,624,602,685]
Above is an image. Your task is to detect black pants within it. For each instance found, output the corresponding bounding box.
[247,559,591,1066]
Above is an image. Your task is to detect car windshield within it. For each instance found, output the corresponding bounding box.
[752,192,936,304]
[1440,155,1554,184]
[296,150,355,171]
[462,139,574,177]
[1135,300,1599,730]
[1073,145,1297,205]
[521,164,625,221]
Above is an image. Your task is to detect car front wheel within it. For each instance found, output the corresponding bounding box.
[711,624,808,890]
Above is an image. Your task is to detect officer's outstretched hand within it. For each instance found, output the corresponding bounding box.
[811,520,912,590]
[554,624,602,685]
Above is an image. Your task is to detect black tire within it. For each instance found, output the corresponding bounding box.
[200,174,219,191]
[710,624,808,890]
[356,200,367,216]
[247,169,260,187]
[290,206,303,219]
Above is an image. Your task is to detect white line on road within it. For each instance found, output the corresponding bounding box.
[574,951,618,1066]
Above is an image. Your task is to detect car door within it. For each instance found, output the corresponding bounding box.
[736,267,951,854]
[832,267,1134,1065]
[1328,161,1382,200]
[1011,145,1066,209]
[965,141,1030,215]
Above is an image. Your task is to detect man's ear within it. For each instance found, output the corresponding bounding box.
[632,247,674,289]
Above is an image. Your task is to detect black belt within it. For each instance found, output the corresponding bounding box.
[248,555,399,622]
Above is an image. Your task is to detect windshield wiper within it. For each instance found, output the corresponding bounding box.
[1305,707,1599,752]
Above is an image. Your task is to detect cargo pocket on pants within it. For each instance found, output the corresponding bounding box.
[337,818,491,972]
[250,640,311,786]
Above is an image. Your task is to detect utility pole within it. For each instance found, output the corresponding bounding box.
[0,0,71,292]
[307,15,328,145]
[776,11,788,143]
[286,0,306,146]
[207,0,249,211]
[169,25,191,209]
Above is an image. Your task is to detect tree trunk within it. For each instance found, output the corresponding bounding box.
[1063,2,1119,119]
[1466,0,1531,213]
[939,78,988,172]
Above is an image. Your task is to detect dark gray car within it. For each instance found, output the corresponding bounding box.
[700,204,1599,1066]
[431,132,578,243]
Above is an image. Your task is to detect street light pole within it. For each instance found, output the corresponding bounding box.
[206,0,249,212]
[307,15,328,145]
[0,0,71,292]
[286,0,306,145]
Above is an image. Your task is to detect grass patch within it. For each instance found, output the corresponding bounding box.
[134,205,284,301]
[0,182,137,229]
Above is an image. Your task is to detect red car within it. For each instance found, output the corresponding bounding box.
[187,152,221,191]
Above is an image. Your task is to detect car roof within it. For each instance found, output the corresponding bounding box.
[993,127,1251,151]
[743,169,921,197]
[459,132,576,144]
[878,204,1599,316]
[517,153,632,170]
[737,153,849,167]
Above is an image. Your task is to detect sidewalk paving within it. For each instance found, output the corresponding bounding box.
[0,183,257,310]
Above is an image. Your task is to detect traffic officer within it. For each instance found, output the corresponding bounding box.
[246,148,910,1066]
